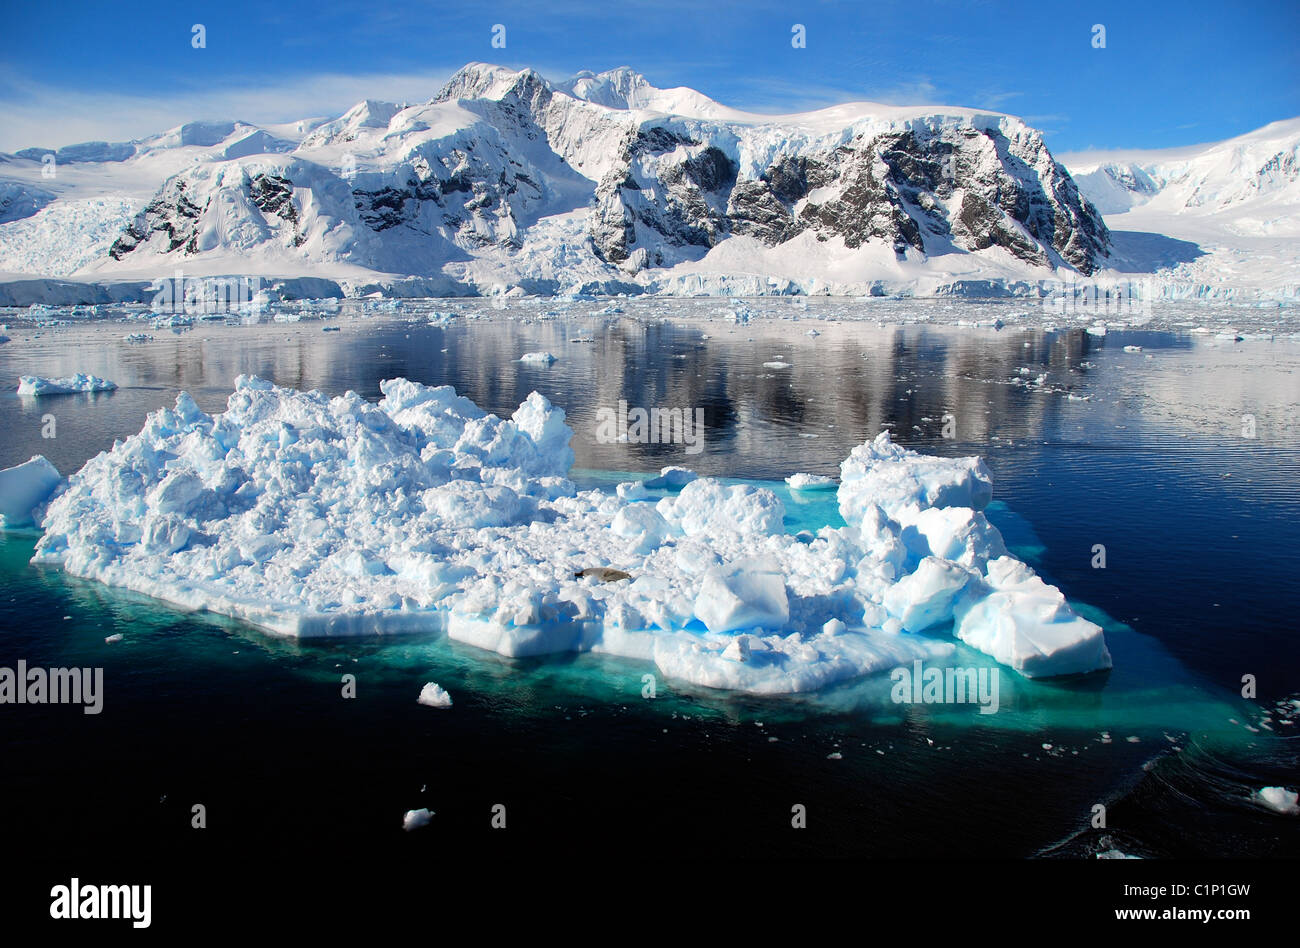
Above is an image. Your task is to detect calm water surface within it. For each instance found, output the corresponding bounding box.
[1,298,1297,862]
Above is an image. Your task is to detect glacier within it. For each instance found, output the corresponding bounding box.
[26,376,1111,693]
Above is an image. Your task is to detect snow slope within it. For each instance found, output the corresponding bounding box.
[0,63,1114,300]
[1064,119,1300,300]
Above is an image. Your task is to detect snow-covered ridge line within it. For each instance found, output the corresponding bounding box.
[24,376,1111,692]
[0,62,1114,299]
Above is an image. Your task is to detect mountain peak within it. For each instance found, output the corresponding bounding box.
[559,67,654,109]
[436,63,553,105]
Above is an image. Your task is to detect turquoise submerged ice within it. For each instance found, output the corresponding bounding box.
[31,376,1111,693]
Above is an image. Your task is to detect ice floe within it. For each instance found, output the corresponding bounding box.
[30,376,1110,692]
[17,373,117,395]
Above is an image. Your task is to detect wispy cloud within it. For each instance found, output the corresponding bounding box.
[0,70,453,152]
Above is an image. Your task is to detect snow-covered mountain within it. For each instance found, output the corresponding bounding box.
[0,62,1216,302]
[1068,119,1300,217]
[1063,119,1300,299]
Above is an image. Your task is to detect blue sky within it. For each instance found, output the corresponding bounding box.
[1,0,1296,155]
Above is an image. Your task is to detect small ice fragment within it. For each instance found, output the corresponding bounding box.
[402,807,434,830]
[0,456,62,527]
[786,472,836,491]
[643,466,697,489]
[105,633,123,644]
[762,361,792,369]
[417,682,453,708]
[1255,786,1299,814]
[519,351,556,364]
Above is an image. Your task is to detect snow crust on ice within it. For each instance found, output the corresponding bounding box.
[32,377,1110,692]
[17,373,117,395]
[0,456,63,527]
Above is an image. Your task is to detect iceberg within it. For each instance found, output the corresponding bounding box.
[0,456,63,527]
[31,376,1110,693]
[17,374,117,396]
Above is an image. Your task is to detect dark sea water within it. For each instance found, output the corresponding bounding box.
[1,298,1297,876]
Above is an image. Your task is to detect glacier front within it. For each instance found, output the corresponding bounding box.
[30,376,1110,693]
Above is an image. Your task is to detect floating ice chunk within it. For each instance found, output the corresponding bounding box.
[1123,345,1143,352]
[402,808,434,830]
[694,560,790,633]
[838,431,992,523]
[763,361,793,369]
[417,682,453,708]
[0,456,62,527]
[105,633,123,644]
[882,556,975,633]
[657,479,785,537]
[643,466,697,490]
[953,556,1112,678]
[1255,786,1299,815]
[518,351,556,363]
[786,473,836,491]
[17,373,117,395]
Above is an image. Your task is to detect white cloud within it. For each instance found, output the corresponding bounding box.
[0,70,453,152]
